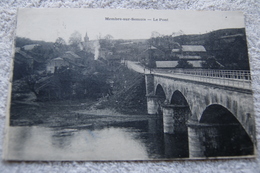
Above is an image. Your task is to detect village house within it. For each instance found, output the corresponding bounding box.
[13,48,35,79]
[170,45,207,60]
[46,57,69,73]
[21,44,40,51]
[139,46,165,67]
[62,51,82,64]
[99,48,113,60]
[46,51,83,73]
[156,45,207,68]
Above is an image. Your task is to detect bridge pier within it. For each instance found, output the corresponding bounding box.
[144,72,255,158]
[146,95,160,114]
[162,104,189,134]
[187,120,254,158]
[145,74,154,95]
[145,74,157,115]
[162,104,174,134]
[187,120,211,158]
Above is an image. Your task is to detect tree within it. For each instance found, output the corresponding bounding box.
[176,59,193,69]
[83,32,90,51]
[99,34,114,49]
[55,37,66,46]
[146,47,157,68]
[147,34,182,60]
[151,31,161,38]
[68,31,82,52]
[104,34,113,40]
[202,57,223,69]
[24,74,41,98]
[54,37,67,54]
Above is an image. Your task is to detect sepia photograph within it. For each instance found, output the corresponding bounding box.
[3,8,256,161]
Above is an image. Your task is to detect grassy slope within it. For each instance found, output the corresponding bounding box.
[101,65,147,115]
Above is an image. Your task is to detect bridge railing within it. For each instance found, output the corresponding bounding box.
[154,69,251,89]
[156,69,251,81]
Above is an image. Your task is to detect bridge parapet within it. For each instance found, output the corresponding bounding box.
[154,69,252,90]
[144,69,256,158]
[161,69,251,80]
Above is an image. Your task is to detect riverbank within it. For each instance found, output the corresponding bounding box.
[9,98,152,128]
[10,63,148,127]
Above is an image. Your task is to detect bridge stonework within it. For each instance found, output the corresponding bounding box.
[145,74,256,158]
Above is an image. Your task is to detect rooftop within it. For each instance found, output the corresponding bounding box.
[63,51,82,59]
[22,44,40,51]
[181,45,206,52]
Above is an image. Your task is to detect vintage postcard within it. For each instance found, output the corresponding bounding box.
[3,9,256,161]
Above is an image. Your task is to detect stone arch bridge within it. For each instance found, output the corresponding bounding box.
[145,69,256,158]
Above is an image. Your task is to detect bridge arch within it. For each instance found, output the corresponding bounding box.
[170,90,188,105]
[200,104,239,124]
[197,104,254,157]
[170,90,192,124]
[155,84,166,103]
[154,84,166,115]
[147,74,255,158]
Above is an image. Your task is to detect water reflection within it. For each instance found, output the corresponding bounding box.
[164,133,189,158]
[6,116,189,161]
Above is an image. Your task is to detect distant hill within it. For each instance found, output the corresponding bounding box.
[172,28,246,49]
[15,37,54,49]
[151,28,250,70]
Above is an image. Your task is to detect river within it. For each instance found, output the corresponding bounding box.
[6,110,189,161]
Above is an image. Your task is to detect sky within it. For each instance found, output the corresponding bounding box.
[16,8,246,43]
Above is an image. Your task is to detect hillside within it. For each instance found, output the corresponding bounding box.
[100,65,147,115]
[149,28,249,70]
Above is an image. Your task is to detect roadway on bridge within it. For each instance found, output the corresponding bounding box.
[125,61,252,90]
